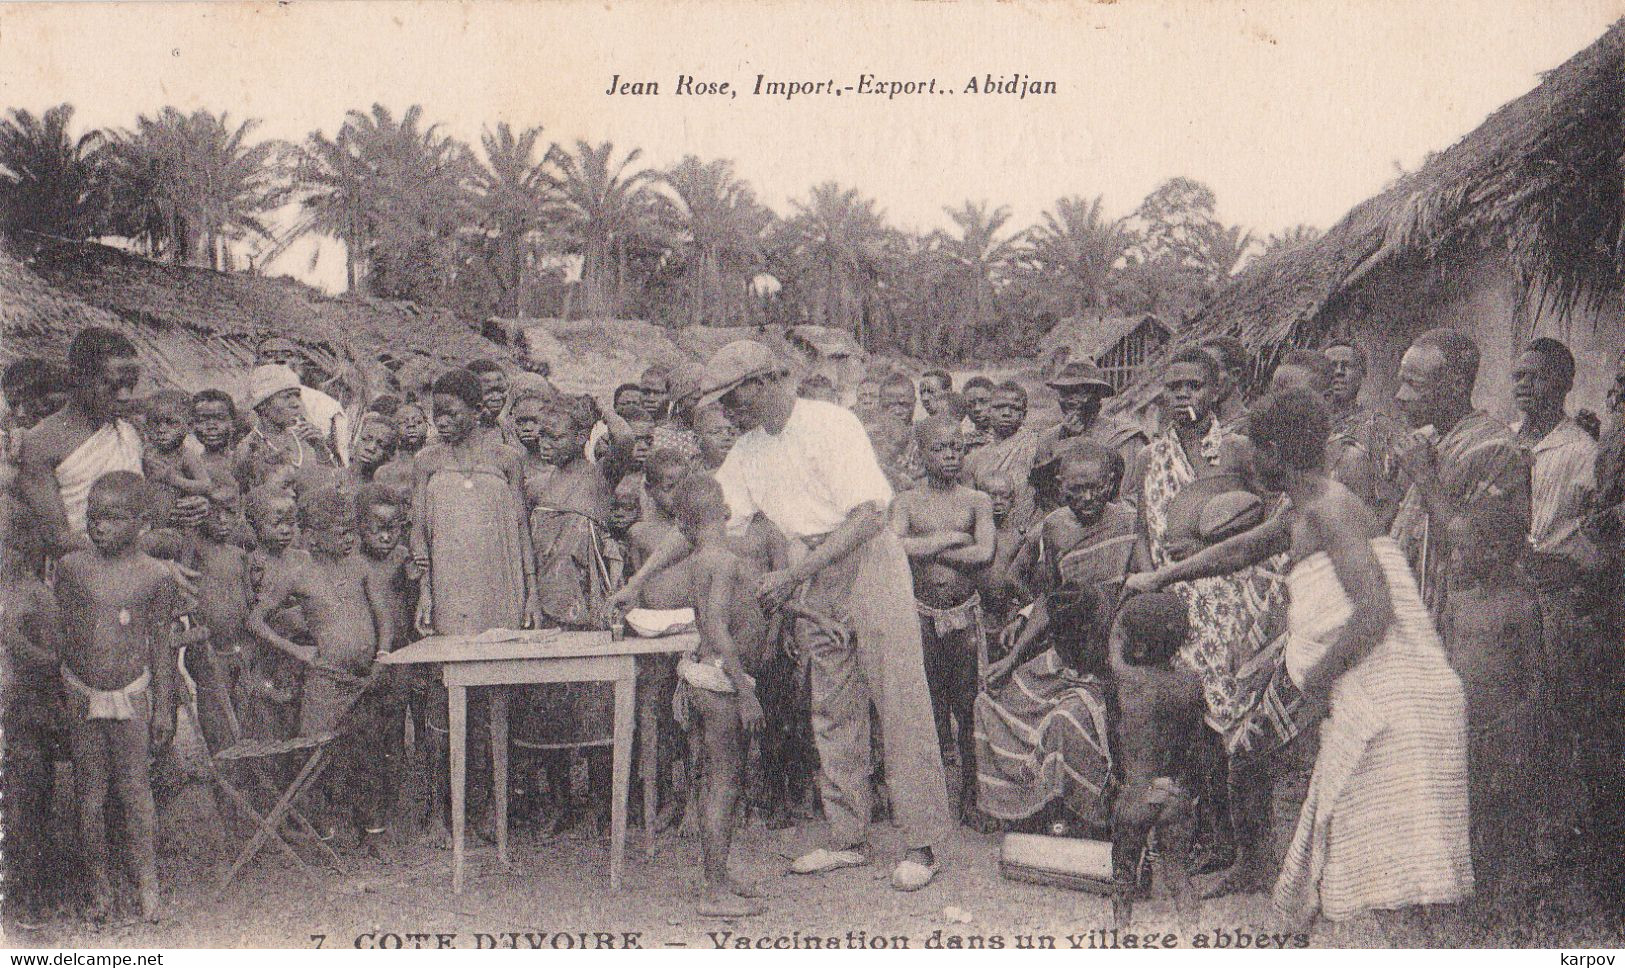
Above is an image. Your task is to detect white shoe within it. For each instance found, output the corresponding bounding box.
[891,858,938,891]
[790,847,867,874]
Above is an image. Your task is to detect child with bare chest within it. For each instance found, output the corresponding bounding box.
[356,483,414,843]
[249,487,390,712]
[975,471,1029,632]
[891,416,994,823]
[667,475,769,918]
[186,493,252,754]
[141,392,215,559]
[54,471,179,922]
[2,541,68,920]
[242,484,311,739]
[1109,592,1203,927]
[627,448,692,582]
[249,487,394,847]
[142,391,214,505]
[190,389,242,497]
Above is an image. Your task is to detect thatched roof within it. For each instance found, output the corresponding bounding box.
[1039,314,1169,362]
[1111,18,1625,414]
[6,237,507,394]
[0,246,125,354]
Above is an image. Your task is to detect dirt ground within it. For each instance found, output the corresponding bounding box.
[6,717,1622,952]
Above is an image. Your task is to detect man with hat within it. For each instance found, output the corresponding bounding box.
[615,340,952,891]
[1032,361,1149,509]
[255,336,350,464]
[236,364,343,496]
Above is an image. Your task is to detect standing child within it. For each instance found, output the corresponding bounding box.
[190,389,244,498]
[187,491,253,754]
[355,483,415,842]
[890,415,995,823]
[519,397,615,831]
[249,487,395,850]
[143,391,214,552]
[1109,592,1203,928]
[242,483,311,740]
[666,474,770,918]
[54,471,179,922]
[601,417,655,493]
[349,412,407,492]
[607,474,643,535]
[964,381,1042,533]
[1442,509,1545,894]
[627,448,693,570]
[974,470,1030,646]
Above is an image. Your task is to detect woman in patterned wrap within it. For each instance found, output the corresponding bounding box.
[1129,388,1471,927]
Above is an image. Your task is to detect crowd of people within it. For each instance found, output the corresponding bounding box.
[1,322,1620,933]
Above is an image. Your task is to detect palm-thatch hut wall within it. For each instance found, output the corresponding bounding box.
[1111,19,1625,423]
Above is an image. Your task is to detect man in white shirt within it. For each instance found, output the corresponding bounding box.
[616,341,951,891]
[1512,338,1605,851]
[256,336,350,465]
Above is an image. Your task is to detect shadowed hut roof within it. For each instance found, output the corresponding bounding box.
[6,237,507,395]
[1039,314,1170,363]
[1111,18,1625,415]
[0,245,125,352]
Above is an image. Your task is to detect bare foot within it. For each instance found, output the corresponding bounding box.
[139,886,161,923]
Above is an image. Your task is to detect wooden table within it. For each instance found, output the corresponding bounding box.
[382,629,697,892]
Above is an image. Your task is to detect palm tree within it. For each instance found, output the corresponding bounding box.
[0,104,110,244]
[934,200,1019,357]
[471,122,557,316]
[773,182,890,346]
[1019,195,1135,316]
[105,107,289,269]
[1263,223,1320,257]
[290,104,476,297]
[552,140,658,320]
[288,125,370,290]
[1201,222,1257,279]
[657,156,773,327]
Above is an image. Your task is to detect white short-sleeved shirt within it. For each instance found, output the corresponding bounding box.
[714,398,893,541]
[301,386,350,465]
[1516,415,1598,556]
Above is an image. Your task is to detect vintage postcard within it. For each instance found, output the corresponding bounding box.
[0,0,1622,955]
